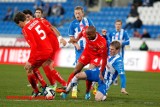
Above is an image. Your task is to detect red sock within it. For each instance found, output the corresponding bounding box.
[86,80,92,93]
[27,73,39,93]
[67,72,75,85]
[42,66,56,85]
[33,68,47,88]
[52,69,67,87]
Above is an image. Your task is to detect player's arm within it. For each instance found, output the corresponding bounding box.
[121,31,130,46]
[69,32,83,50]
[42,19,67,46]
[50,25,67,46]
[68,36,80,50]
[99,40,108,80]
[113,60,128,95]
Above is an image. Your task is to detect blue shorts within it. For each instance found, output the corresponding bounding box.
[85,67,106,95]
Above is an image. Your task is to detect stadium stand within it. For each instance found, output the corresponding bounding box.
[0,0,159,39]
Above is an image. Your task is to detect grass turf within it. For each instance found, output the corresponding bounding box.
[0,64,160,107]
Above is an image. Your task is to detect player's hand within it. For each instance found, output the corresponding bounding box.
[68,38,77,43]
[121,88,128,95]
[102,29,107,35]
[24,62,32,72]
[99,72,104,82]
[74,43,81,50]
[60,38,67,46]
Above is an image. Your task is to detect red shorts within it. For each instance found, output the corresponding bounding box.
[30,52,53,69]
[78,50,101,66]
[50,47,60,61]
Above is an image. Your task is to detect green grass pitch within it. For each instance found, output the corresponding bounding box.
[0,64,160,107]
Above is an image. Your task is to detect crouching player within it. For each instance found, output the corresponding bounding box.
[104,41,128,95]
[62,41,128,101]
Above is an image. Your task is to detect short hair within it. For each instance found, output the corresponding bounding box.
[74,6,84,13]
[86,26,96,33]
[14,12,26,24]
[115,19,122,24]
[23,9,33,16]
[35,7,43,14]
[110,41,121,50]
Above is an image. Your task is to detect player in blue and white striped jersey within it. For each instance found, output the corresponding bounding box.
[68,6,94,65]
[62,41,128,101]
[104,41,128,95]
[68,6,94,98]
[107,19,130,59]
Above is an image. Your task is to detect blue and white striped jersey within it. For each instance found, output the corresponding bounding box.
[108,29,130,59]
[104,54,126,90]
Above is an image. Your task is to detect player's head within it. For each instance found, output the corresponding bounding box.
[23,9,33,21]
[14,12,26,28]
[74,6,84,21]
[35,7,43,18]
[115,19,122,31]
[86,26,96,40]
[109,41,121,56]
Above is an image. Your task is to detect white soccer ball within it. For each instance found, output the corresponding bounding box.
[44,87,56,100]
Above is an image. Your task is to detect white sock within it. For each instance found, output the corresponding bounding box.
[66,76,78,92]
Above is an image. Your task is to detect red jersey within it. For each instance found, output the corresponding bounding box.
[40,18,59,55]
[22,18,53,64]
[78,27,108,73]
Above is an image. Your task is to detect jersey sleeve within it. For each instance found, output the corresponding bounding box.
[122,31,130,46]
[87,18,94,26]
[113,59,126,88]
[41,18,52,28]
[68,22,74,37]
[22,29,37,65]
[98,39,108,73]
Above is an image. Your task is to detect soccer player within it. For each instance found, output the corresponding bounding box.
[14,12,58,97]
[64,26,108,99]
[107,19,130,85]
[23,9,46,88]
[68,6,95,98]
[34,8,67,89]
[62,41,128,101]
[23,9,67,91]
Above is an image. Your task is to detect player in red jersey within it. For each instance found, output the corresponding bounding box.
[63,26,108,99]
[23,9,47,89]
[34,8,67,89]
[14,12,58,97]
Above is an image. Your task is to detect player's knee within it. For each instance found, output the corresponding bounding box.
[75,73,80,78]
[95,96,102,101]
[95,96,106,101]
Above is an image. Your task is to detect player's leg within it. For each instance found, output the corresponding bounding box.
[84,67,101,100]
[49,61,67,87]
[66,72,87,93]
[95,91,106,101]
[67,62,85,84]
[33,68,47,88]
[88,57,101,96]
[95,79,107,101]
[50,52,67,88]
[113,77,118,85]
[42,63,56,86]
[27,71,41,97]
[61,71,87,99]
[71,50,81,98]
[67,62,85,98]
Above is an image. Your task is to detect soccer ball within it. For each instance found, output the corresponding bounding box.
[44,87,56,100]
